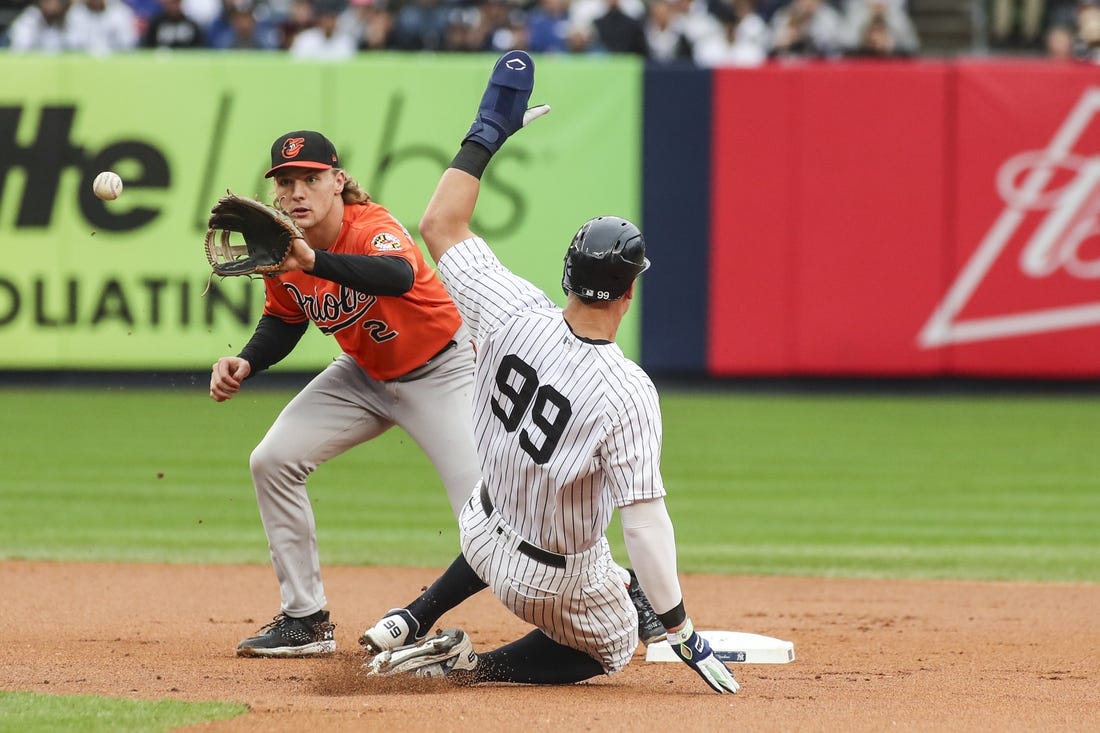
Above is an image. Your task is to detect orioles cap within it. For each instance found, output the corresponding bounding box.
[265,130,340,178]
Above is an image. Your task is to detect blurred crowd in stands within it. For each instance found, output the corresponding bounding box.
[1,0,1097,64]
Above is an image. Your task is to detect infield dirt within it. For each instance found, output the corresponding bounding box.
[2,561,1096,732]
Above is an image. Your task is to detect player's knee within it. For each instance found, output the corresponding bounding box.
[249,441,272,475]
[249,440,309,485]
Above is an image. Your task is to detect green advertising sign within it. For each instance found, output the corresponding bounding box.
[0,52,641,371]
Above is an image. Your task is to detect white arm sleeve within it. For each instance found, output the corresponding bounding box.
[620,497,683,619]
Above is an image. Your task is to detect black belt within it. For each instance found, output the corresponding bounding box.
[428,338,458,362]
[392,340,457,382]
[480,483,567,569]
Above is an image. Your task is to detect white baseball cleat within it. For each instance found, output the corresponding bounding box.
[360,608,423,655]
[367,627,478,678]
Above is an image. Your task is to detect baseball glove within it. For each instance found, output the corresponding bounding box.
[204,192,303,277]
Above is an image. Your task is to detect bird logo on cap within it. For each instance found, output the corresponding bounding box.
[281,137,306,160]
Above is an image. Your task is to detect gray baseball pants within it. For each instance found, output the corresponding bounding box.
[249,327,480,616]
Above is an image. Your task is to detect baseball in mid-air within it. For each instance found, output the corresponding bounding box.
[93,171,123,201]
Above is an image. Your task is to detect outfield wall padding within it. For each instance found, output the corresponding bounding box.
[2,54,1097,379]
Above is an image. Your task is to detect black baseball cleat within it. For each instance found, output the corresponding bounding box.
[464,50,536,155]
[237,610,336,657]
[627,569,666,645]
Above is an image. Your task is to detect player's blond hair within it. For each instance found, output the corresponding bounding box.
[340,174,372,204]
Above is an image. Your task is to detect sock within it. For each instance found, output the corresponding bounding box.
[406,553,488,631]
[474,629,605,684]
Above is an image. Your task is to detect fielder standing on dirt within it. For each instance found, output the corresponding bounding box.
[360,51,739,693]
[208,130,483,657]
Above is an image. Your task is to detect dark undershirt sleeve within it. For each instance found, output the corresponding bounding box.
[309,251,415,296]
[237,314,308,375]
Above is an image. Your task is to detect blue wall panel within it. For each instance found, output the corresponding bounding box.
[641,65,712,375]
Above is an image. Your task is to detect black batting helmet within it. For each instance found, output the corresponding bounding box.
[561,216,650,301]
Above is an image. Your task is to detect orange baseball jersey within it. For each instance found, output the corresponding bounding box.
[262,202,462,381]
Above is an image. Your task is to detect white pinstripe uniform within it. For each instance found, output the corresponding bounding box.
[437,236,666,674]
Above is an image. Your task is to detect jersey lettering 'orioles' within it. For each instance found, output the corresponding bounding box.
[264,202,461,381]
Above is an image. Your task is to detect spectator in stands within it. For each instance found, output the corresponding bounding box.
[753,0,790,23]
[65,0,140,53]
[989,0,1046,48]
[769,0,845,58]
[389,0,450,50]
[845,9,896,55]
[440,4,475,49]
[672,0,724,50]
[336,0,394,49]
[1043,20,1075,57]
[593,0,648,54]
[460,0,521,51]
[502,7,528,50]
[124,0,163,35]
[183,0,221,30]
[842,0,917,55]
[207,0,279,47]
[644,0,695,62]
[8,0,70,51]
[289,0,355,57]
[277,0,314,48]
[141,0,205,46]
[526,0,573,52]
[1075,0,1100,61]
[359,0,393,47]
[693,0,769,65]
[569,0,645,51]
[334,0,361,36]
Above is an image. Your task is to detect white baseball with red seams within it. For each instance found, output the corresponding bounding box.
[93,171,123,201]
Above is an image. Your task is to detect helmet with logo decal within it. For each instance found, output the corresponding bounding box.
[561,216,650,302]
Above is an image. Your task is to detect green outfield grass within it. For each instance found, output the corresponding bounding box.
[1,384,1096,731]
[0,691,244,733]
[0,386,1097,583]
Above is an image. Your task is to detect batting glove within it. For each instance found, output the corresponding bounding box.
[667,618,740,694]
[465,50,551,154]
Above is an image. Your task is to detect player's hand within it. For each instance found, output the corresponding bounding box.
[464,50,550,154]
[210,356,251,402]
[666,619,740,694]
[275,238,315,274]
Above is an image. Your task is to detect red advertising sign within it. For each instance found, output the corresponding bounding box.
[922,62,1100,377]
[710,62,950,376]
[708,61,1100,378]
[709,67,799,375]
